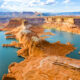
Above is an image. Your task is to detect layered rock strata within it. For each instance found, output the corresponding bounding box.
[2,18,80,80]
[2,19,75,58]
[44,16,80,34]
[42,22,80,34]
[2,56,80,80]
[1,18,23,31]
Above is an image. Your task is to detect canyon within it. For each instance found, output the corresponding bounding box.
[43,16,80,34]
[1,17,80,80]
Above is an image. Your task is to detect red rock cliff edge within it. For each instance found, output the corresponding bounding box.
[2,18,80,80]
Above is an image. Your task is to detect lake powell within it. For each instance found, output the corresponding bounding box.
[0,29,80,79]
[45,29,80,59]
[0,31,23,79]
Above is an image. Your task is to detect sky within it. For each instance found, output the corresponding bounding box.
[0,0,80,13]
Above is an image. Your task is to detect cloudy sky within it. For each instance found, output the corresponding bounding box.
[0,0,80,13]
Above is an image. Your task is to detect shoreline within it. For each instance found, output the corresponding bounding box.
[1,18,80,80]
[0,31,23,80]
[42,23,80,35]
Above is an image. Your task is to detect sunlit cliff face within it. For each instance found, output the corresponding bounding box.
[15,20,40,43]
[2,18,80,80]
[20,20,32,31]
[3,56,80,80]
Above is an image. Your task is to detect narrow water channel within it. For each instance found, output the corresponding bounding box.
[0,31,23,79]
[0,29,80,79]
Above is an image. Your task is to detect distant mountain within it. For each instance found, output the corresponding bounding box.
[0,12,80,17]
[0,12,35,17]
[0,9,9,12]
[42,12,80,16]
[0,12,35,23]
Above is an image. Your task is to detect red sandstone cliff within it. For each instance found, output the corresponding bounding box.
[43,22,80,34]
[2,56,80,80]
[1,18,23,31]
[2,18,80,80]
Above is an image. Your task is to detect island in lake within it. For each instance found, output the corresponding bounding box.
[0,14,80,80]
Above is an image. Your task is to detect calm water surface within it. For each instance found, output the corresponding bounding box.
[0,31,23,79]
[0,29,80,79]
[45,29,80,60]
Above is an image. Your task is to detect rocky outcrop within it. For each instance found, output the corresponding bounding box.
[43,22,80,34]
[2,56,80,80]
[2,41,22,48]
[3,29,75,58]
[1,18,23,31]
[2,18,80,80]
[5,35,16,39]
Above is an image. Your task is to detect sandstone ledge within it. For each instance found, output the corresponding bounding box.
[42,23,80,34]
[2,56,80,80]
[1,18,80,80]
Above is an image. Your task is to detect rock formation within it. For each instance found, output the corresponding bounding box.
[2,19,75,58]
[43,16,80,34]
[2,56,80,80]
[2,18,80,80]
[1,18,23,31]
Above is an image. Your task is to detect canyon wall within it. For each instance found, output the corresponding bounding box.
[44,16,80,34]
[2,56,80,80]
[1,18,80,80]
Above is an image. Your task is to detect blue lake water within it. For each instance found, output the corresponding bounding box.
[0,29,80,79]
[0,31,24,79]
[45,29,80,60]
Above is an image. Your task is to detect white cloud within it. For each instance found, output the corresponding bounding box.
[27,0,56,6]
[63,0,70,3]
[0,0,72,12]
[2,0,56,7]
[27,0,41,7]
[46,0,55,4]
[0,0,56,12]
[3,0,27,2]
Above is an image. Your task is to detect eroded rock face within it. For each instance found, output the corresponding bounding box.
[7,18,22,27]
[2,56,80,80]
[3,75,16,80]
[2,18,75,58]
[2,18,23,31]
[2,18,79,80]
[3,32,75,58]
[43,22,80,34]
